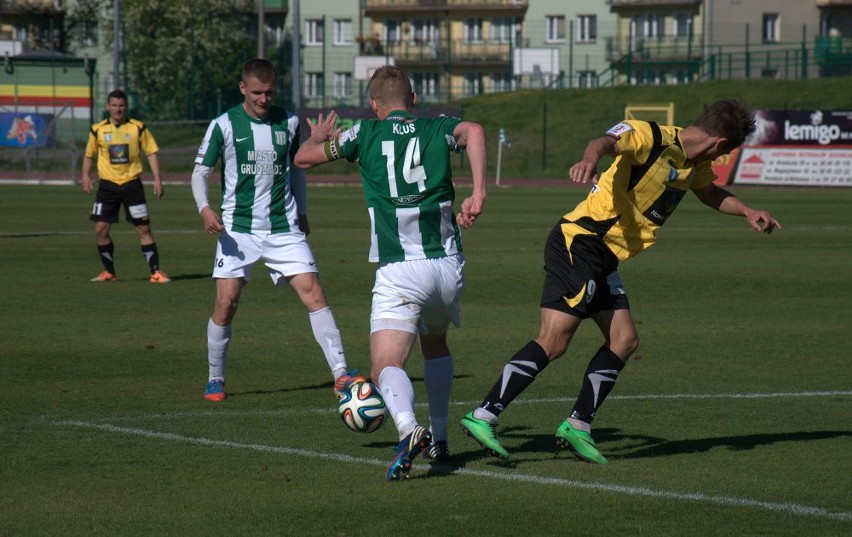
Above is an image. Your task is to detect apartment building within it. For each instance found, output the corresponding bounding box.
[606,0,850,84]
[2,0,850,115]
[359,0,528,104]
[521,1,615,89]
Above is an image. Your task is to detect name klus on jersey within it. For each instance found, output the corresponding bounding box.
[393,123,416,135]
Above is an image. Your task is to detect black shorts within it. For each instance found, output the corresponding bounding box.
[90,178,150,225]
[540,218,629,318]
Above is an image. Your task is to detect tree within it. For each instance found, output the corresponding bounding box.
[122,0,256,120]
[64,0,107,53]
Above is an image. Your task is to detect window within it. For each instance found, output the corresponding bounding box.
[576,15,596,43]
[464,18,483,43]
[385,19,402,44]
[577,70,597,89]
[411,18,439,44]
[333,72,352,99]
[674,12,693,39]
[763,13,780,43]
[412,72,439,98]
[546,15,566,43]
[304,72,324,98]
[491,18,514,44]
[305,19,324,46]
[631,13,665,40]
[463,73,483,96]
[631,70,663,86]
[490,72,514,93]
[672,70,692,85]
[76,19,98,47]
[333,19,352,46]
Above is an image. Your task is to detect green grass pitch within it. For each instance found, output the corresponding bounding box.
[1,183,850,535]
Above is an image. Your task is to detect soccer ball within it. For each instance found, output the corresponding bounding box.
[338,381,388,433]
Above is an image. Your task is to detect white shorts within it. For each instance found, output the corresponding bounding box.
[212,229,318,285]
[371,254,465,335]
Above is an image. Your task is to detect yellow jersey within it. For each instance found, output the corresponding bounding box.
[564,120,716,261]
[84,118,159,185]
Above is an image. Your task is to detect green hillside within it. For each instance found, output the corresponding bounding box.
[3,77,849,179]
[454,77,852,179]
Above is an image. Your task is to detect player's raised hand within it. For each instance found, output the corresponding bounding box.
[307,111,341,143]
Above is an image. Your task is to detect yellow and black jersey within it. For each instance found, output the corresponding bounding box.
[564,120,716,261]
[84,118,159,185]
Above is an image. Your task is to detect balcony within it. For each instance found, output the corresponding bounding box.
[814,34,852,75]
[364,0,528,15]
[607,0,701,6]
[368,38,512,66]
[606,34,703,63]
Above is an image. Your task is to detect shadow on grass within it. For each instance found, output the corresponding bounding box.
[229,373,474,398]
[438,426,852,469]
[608,429,852,460]
[165,273,210,281]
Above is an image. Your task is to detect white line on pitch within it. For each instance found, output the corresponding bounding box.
[53,419,852,523]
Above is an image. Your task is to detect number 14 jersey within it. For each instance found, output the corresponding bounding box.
[338,110,463,263]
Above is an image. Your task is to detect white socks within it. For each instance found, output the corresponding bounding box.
[423,355,453,442]
[378,366,418,440]
[309,307,348,378]
[473,407,498,423]
[208,309,346,385]
[207,318,231,381]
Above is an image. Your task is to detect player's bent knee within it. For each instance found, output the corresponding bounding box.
[611,335,639,360]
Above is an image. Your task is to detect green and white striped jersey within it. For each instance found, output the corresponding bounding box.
[338,110,463,263]
[196,104,300,234]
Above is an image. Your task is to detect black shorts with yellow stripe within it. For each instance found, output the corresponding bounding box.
[540,218,630,318]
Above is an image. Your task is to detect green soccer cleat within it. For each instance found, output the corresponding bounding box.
[555,420,608,464]
[460,412,509,459]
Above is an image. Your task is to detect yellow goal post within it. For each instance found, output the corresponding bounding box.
[624,103,675,125]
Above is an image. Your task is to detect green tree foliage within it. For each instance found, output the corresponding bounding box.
[122,0,256,120]
[64,0,107,52]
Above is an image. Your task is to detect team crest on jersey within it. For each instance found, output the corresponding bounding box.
[667,167,679,182]
[393,195,424,206]
[275,131,287,145]
[105,134,112,142]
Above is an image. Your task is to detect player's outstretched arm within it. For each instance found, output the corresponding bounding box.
[294,111,342,170]
[693,183,782,234]
[454,121,487,230]
[568,135,618,184]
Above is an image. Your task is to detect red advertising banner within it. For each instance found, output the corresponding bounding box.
[734,146,852,187]
[711,148,740,185]
[730,110,852,187]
